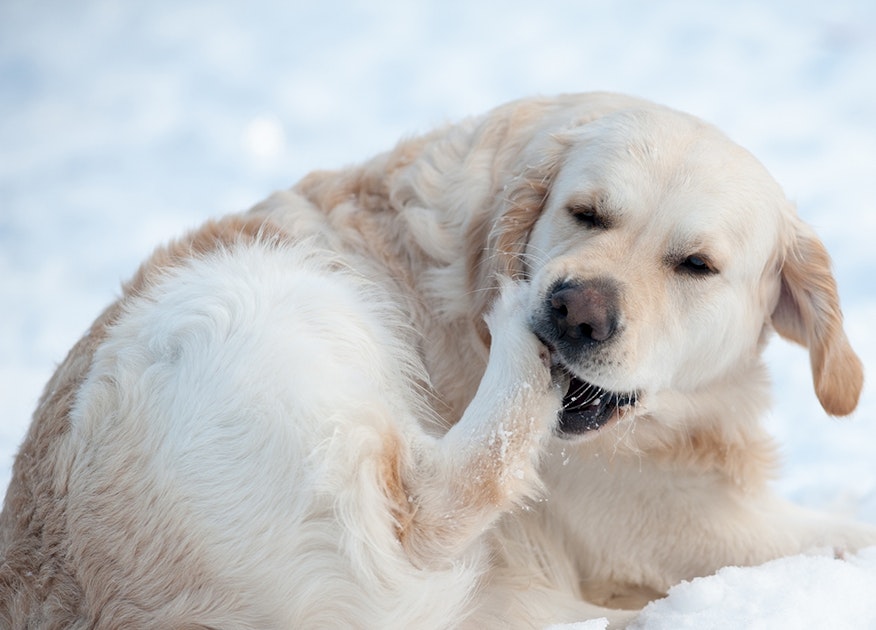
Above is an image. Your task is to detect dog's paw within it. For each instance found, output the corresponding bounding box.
[484,277,531,332]
[484,278,559,397]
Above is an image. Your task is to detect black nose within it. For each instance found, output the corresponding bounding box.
[547,278,619,345]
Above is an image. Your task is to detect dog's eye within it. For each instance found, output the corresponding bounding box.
[678,255,717,275]
[568,206,609,229]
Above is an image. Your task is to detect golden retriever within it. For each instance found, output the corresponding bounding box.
[2,92,874,628]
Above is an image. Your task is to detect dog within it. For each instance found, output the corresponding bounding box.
[2,92,875,628]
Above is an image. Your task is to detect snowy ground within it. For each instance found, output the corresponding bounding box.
[2,1,875,626]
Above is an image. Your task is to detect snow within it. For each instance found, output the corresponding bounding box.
[2,1,876,627]
[629,549,876,629]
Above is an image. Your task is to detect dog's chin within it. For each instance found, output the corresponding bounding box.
[548,353,638,439]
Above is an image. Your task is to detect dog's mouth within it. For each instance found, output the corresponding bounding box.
[557,371,637,436]
[539,335,638,436]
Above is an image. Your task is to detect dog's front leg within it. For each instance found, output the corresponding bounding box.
[398,281,564,566]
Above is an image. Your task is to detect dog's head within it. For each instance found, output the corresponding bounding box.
[478,96,862,439]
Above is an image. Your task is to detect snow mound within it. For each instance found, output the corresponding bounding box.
[630,547,876,629]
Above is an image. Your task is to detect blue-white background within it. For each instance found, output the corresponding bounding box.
[2,2,875,626]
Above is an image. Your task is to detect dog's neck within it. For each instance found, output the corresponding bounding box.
[566,356,781,490]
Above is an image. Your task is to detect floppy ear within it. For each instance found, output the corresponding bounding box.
[464,96,632,347]
[466,136,567,347]
[772,220,863,416]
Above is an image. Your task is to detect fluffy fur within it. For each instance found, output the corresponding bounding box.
[2,93,874,628]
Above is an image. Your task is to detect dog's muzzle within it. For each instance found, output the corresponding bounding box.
[534,277,637,436]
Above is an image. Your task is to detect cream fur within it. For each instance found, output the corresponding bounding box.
[1,93,874,628]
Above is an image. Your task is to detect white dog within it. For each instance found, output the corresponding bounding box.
[2,93,874,628]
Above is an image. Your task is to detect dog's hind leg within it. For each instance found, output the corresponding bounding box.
[387,280,564,567]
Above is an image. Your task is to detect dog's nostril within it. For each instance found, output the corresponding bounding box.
[550,300,569,323]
